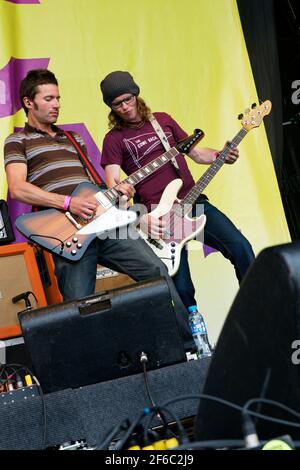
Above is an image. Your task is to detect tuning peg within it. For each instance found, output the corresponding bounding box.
[251,103,257,109]
[238,113,243,120]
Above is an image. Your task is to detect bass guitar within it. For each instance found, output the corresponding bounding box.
[16,128,204,261]
[139,101,272,275]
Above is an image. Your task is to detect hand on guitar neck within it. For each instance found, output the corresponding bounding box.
[223,140,239,164]
[116,181,135,209]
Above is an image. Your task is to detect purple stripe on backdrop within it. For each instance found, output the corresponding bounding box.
[6,123,104,243]
[0,57,50,118]
[5,1,40,4]
[203,244,218,257]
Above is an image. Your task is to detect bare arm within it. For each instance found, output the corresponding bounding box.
[105,164,135,199]
[6,162,66,207]
[105,164,122,188]
[188,142,239,165]
[6,162,98,219]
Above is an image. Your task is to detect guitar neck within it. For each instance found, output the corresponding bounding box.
[100,147,179,203]
[178,127,248,213]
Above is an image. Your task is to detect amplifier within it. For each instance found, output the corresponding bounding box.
[19,277,186,394]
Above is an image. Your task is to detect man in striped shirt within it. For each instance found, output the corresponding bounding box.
[4,69,194,350]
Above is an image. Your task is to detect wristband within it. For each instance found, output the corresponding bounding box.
[63,195,72,211]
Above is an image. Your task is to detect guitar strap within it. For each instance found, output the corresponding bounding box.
[149,114,182,177]
[63,130,105,188]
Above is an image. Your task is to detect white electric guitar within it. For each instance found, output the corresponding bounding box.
[139,101,272,275]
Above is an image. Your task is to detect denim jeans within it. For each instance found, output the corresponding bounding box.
[173,198,255,309]
[53,228,194,349]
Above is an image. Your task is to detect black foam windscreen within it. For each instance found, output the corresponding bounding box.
[194,242,300,442]
[18,277,186,394]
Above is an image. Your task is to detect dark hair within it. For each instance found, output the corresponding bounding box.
[19,69,58,115]
[108,96,152,129]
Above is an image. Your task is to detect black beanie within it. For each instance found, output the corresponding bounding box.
[100,71,140,107]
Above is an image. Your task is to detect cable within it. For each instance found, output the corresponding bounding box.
[140,352,156,408]
[95,392,300,451]
[162,393,242,412]
[112,411,146,450]
[162,394,300,430]
[95,419,131,450]
[175,439,246,450]
[139,352,178,441]
[28,234,65,252]
[242,413,260,448]
[243,397,300,420]
[152,405,189,445]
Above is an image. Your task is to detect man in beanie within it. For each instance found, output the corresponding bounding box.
[101,71,255,314]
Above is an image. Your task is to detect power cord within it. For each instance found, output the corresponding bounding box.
[140,352,156,408]
[162,394,300,449]
[243,397,300,420]
[93,392,300,451]
[139,351,177,439]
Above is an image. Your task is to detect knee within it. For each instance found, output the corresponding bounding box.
[240,238,255,261]
[233,234,254,260]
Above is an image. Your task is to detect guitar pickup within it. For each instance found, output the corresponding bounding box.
[147,237,164,250]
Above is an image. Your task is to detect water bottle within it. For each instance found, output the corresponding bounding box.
[188,305,212,358]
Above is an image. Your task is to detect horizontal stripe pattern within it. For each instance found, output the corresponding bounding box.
[4,125,91,195]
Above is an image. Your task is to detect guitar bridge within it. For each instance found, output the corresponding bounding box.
[65,211,82,230]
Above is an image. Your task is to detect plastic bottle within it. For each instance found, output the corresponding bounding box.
[188,305,212,358]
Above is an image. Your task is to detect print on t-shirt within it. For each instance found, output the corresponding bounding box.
[123,131,172,168]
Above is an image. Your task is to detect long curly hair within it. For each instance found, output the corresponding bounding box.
[107,96,152,129]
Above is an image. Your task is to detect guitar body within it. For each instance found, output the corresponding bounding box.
[138,179,206,276]
[16,182,136,261]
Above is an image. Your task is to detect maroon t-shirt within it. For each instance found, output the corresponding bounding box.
[101,112,195,210]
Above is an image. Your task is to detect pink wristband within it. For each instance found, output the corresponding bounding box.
[63,195,72,211]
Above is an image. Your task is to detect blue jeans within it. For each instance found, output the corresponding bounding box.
[53,229,194,349]
[173,198,255,309]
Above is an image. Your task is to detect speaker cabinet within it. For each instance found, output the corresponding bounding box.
[195,242,300,441]
[0,243,47,339]
[19,277,186,394]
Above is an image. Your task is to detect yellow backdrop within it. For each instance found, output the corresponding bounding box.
[0,0,290,342]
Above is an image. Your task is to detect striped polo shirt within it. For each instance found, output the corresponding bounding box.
[4,123,91,195]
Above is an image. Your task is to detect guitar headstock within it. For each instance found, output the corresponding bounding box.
[176,128,205,154]
[241,100,272,131]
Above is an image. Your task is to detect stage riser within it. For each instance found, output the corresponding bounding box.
[0,359,209,450]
